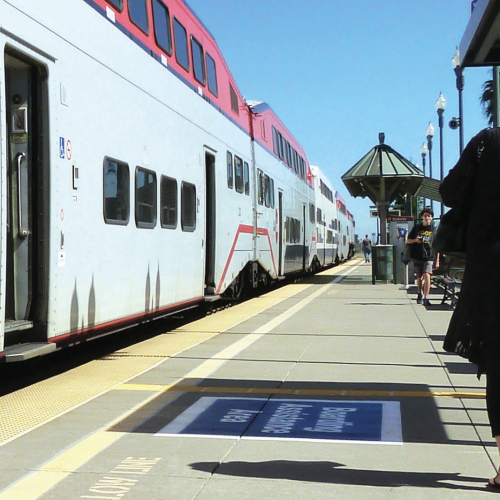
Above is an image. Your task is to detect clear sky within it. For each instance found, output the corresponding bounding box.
[186,0,491,240]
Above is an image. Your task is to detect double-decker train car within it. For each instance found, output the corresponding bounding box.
[335,193,355,260]
[0,0,354,363]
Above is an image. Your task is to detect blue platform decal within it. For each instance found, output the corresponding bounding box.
[156,397,402,443]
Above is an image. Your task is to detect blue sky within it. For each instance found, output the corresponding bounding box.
[187,0,491,239]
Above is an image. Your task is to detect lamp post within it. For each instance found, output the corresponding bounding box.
[420,142,428,207]
[451,48,464,153]
[436,92,446,218]
[426,122,434,214]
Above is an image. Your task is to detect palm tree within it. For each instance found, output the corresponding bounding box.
[480,69,495,126]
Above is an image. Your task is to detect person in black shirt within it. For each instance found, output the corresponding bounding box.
[407,207,439,305]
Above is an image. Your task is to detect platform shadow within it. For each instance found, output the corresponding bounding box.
[189,460,487,491]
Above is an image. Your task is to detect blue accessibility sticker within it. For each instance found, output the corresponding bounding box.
[156,397,402,443]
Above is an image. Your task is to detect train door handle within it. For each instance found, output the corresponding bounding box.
[16,151,28,238]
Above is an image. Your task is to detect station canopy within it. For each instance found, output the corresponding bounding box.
[341,135,424,205]
[459,0,500,67]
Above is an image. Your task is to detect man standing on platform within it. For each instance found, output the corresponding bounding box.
[407,207,439,305]
[361,235,372,263]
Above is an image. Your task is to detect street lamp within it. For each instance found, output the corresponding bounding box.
[436,92,446,217]
[426,122,435,214]
[420,142,428,207]
[451,48,464,153]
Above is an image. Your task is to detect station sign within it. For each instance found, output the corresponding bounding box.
[156,397,402,444]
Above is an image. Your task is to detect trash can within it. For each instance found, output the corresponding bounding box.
[371,245,394,284]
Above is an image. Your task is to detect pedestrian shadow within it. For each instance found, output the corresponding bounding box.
[189,460,488,491]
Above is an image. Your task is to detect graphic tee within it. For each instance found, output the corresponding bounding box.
[408,224,434,261]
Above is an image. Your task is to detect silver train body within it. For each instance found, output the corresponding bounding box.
[0,0,354,362]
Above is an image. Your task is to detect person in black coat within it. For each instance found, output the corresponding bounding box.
[440,127,500,488]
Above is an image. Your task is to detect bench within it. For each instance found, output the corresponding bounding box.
[432,255,465,309]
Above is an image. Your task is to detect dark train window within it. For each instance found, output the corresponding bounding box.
[317,208,323,224]
[128,0,149,34]
[106,0,123,10]
[135,167,157,228]
[264,176,272,208]
[309,203,315,223]
[181,182,196,231]
[257,170,264,205]
[103,158,130,225]
[191,36,206,86]
[206,53,218,96]
[160,175,177,229]
[272,127,279,155]
[227,151,233,189]
[244,161,250,195]
[152,0,172,55]
[230,84,239,115]
[173,18,189,71]
[234,156,243,193]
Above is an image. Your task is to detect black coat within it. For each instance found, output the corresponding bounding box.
[441,127,500,373]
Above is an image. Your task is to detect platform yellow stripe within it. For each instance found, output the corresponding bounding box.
[114,383,486,399]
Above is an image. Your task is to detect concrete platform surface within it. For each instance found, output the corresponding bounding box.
[0,257,497,499]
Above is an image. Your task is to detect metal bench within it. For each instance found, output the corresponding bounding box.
[432,256,465,309]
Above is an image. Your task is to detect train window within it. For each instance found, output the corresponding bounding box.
[244,161,250,195]
[103,158,130,225]
[230,84,239,115]
[160,175,177,229]
[181,182,196,231]
[128,0,149,34]
[309,203,315,223]
[135,167,157,228]
[106,0,123,11]
[272,127,279,155]
[206,53,218,97]
[257,170,264,205]
[327,230,334,244]
[227,151,233,189]
[234,156,243,193]
[152,0,172,55]
[173,18,190,71]
[317,208,322,224]
[270,178,275,208]
[191,36,206,86]
[260,120,266,140]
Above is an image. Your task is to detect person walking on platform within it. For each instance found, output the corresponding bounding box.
[361,235,372,263]
[406,207,439,305]
[440,127,500,489]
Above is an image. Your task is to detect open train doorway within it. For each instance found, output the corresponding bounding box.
[204,150,216,295]
[4,51,47,338]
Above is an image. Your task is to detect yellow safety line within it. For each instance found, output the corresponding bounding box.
[114,383,486,399]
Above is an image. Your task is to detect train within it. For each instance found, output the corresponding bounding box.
[0,0,355,362]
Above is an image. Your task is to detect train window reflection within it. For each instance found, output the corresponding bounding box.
[234,156,243,193]
[152,0,172,55]
[174,18,190,71]
[128,0,149,34]
[135,167,157,228]
[244,161,249,195]
[191,36,206,86]
[227,151,233,189]
[181,182,196,232]
[160,176,177,229]
[206,53,218,96]
[104,158,130,225]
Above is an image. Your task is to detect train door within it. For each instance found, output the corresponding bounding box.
[204,150,216,295]
[278,191,283,276]
[4,53,45,333]
[302,204,307,272]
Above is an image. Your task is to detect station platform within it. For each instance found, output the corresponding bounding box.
[0,257,496,499]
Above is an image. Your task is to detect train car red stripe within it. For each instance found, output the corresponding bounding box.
[48,297,204,345]
[216,224,277,295]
